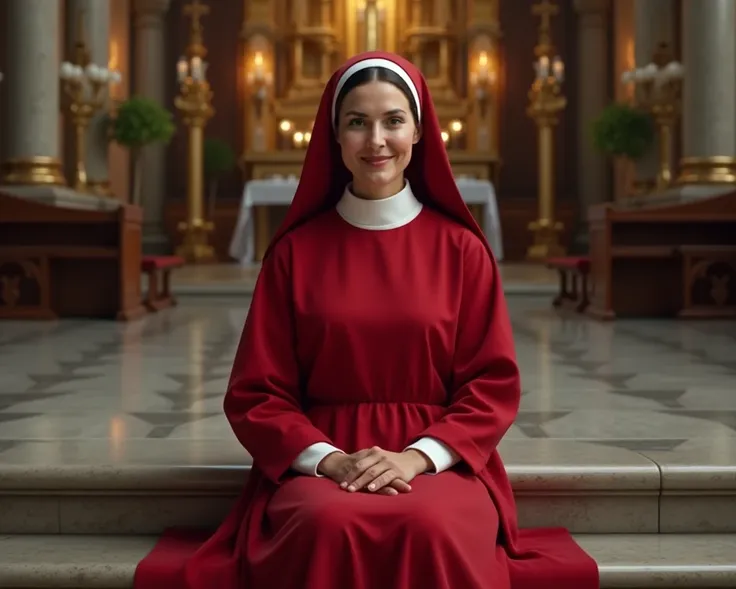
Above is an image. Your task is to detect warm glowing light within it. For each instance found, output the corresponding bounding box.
[450,120,463,133]
[625,38,635,71]
[441,131,450,144]
[254,52,264,67]
[279,120,292,132]
[479,51,488,68]
[109,41,119,71]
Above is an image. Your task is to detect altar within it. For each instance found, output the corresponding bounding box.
[229,176,504,264]
[216,0,506,264]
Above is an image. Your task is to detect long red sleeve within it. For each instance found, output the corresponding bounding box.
[223,240,334,484]
[413,234,521,474]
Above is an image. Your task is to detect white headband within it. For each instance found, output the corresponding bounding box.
[331,58,422,127]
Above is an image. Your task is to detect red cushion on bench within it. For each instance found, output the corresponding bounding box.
[546,256,590,271]
[141,255,185,271]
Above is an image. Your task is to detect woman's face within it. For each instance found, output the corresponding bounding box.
[336,80,421,200]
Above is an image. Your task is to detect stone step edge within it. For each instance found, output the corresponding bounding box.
[0,463,665,493]
[1,534,736,589]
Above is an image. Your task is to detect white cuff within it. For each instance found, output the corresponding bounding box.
[405,437,460,475]
[292,442,344,477]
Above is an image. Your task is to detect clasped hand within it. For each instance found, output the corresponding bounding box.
[318,446,431,496]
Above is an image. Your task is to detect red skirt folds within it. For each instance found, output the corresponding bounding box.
[134,403,599,589]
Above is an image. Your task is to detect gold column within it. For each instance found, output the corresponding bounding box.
[174,0,216,264]
[526,0,566,261]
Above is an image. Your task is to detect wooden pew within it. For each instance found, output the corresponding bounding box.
[0,191,146,321]
[587,190,736,319]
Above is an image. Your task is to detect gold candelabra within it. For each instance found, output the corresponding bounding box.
[526,0,566,261]
[60,11,121,193]
[175,0,216,264]
[621,43,684,191]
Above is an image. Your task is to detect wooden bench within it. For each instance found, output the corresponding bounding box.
[547,256,591,313]
[587,191,736,319]
[141,255,185,312]
[0,192,146,321]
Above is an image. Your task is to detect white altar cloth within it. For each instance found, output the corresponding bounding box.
[228,176,503,264]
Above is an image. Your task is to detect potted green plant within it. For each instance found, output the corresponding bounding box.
[203,138,236,219]
[108,96,175,206]
[592,102,655,160]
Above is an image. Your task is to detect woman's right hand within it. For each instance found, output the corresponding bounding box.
[317,450,412,496]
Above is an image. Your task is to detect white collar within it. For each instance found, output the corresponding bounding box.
[336,181,423,230]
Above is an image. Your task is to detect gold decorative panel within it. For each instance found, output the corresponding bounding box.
[240,0,502,177]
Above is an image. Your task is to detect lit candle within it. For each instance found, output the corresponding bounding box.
[552,56,564,83]
[177,56,188,82]
[191,56,203,81]
[538,55,550,79]
[254,52,264,82]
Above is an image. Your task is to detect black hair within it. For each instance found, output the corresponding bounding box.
[333,67,420,129]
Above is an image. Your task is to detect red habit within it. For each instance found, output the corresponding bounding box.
[133,52,599,589]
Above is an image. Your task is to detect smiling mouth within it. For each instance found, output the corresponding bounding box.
[361,156,394,167]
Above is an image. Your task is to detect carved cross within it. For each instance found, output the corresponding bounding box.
[532,0,559,30]
[183,0,210,32]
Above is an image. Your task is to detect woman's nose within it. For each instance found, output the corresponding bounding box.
[368,123,386,148]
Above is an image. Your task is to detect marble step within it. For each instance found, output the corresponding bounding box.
[0,437,733,535]
[1,533,735,588]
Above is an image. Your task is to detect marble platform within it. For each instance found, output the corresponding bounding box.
[2,295,736,586]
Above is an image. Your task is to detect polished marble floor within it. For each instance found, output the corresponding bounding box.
[1,294,735,465]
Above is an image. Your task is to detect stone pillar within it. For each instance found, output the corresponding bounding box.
[133,0,171,253]
[679,0,736,183]
[65,0,112,194]
[0,0,66,185]
[573,0,610,249]
[634,0,676,186]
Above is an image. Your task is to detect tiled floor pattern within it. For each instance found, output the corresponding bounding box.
[1,294,735,468]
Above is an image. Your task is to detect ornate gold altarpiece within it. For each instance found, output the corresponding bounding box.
[239,0,502,180]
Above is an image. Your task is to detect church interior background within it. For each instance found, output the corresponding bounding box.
[1,0,736,584]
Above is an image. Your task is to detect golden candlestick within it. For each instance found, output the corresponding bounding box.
[621,43,684,191]
[175,0,216,264]
[60,10,121,193]
[526,0,566,261]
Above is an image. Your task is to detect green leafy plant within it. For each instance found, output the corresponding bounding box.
[592,102,655,160]
[108,97,175,205]
[204,138,236,219]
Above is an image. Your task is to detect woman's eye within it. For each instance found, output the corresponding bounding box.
[348,118,364,126]
[388,117,404,126]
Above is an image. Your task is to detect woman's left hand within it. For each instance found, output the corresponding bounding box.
[340,446,432,494]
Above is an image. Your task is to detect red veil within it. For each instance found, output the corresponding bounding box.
[265,51,491,261]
